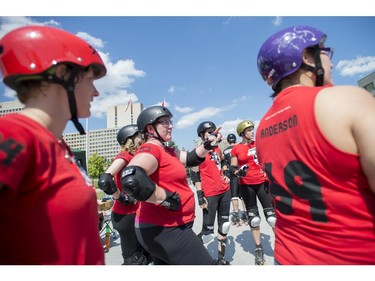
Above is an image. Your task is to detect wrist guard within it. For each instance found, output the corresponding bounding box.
[237,165,249,178]
[98,173,117,195]
[196,190,206,205]
[203,139,217,150]
[223,169,230,178]
[160,190,181,211]
[229,165,238,177]
[117,192,136,206]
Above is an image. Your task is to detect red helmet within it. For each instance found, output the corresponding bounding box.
[0,25,107,90]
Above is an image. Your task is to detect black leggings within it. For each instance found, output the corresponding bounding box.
[135,222,215,265]
[229,175,241,199]
[201,189,231,236]
[239,182,273,213]
[111,212,149,261]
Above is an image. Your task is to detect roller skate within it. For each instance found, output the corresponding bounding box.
[254,244,265,265]
[217,247,230,265]
[198,232,214,244]
[216,257,231,265]
[241,211,249,226]
[230,212,241,226]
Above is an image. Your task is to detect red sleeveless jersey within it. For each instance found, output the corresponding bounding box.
[134,143,195,226]
[0,114,104,264]
[198,146,230,196]
[230,142,266,185]
[256,85,375,264]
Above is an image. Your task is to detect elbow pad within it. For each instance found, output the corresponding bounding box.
[190,170,201,185]
[121,166,156,201]
[98,173,117,195]
[186,149,206,167]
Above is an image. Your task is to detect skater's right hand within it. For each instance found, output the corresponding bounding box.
[237,165,248,178]
[196,190,208,209]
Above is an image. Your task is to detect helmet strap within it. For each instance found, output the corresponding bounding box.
[300,47,324,87]
[42,67,86,135]
[146,125,168,145]
[243,134,252,142]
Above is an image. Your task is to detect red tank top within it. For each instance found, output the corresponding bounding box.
[134,143,195,226]
[256,85,375,264]
[199,146,230,196]
[112,151,139,215]
[230,142,266,185]
[0,114,104,264]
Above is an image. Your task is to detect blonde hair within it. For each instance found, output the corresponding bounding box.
[121,134,144,154]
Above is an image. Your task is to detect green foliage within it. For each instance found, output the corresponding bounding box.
[167,140,178,149]
[88,153,106,179]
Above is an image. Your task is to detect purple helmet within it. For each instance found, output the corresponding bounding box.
[257,25,326,90]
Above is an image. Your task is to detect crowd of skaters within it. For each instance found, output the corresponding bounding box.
[1,23,374,265]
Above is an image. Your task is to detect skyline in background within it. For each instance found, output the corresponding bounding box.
[0,16,374,150]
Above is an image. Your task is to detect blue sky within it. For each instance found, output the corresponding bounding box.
[1,15,374,150]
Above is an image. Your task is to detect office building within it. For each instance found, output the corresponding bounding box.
[0,99,24,115]
[358,71,375,96]
[0,99,143,162]
[63,102,143,161]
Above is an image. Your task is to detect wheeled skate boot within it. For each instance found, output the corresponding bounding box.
[241,211,249,225]
[217,238,230,265]
[231,213,241,226]
[216,257,231,265]
[254,244,265,265]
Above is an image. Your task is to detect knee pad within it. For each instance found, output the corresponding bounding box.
[263,207,276,228]
[248,208,261,228]
[218,221,231,236]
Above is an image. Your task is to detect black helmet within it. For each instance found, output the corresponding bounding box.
[116,124,139,145]
[227,133,236,143]
[137,105,173,133]
[197,121,216,138]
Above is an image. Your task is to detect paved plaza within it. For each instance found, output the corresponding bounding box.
[101,185,275,266]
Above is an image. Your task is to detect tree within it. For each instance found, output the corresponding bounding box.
[167,140,178,149]
[88,153,106,179]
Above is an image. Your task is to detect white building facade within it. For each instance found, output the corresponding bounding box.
[0,99,143,162]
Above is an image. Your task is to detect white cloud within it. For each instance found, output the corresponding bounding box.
[176,106,225,129]
[3,87,16,99]
[0,16,60,37]
[167,85,185,95]
[272,16,283,26]
[175,105,193,113]
[219,119,260,137]
[167,86,175,94]
[93,53,145,118]
[0,17,146,119]
[76,31,105,49]
[336,56,375,77]
[219,119,242,136]
[91,92,137,118]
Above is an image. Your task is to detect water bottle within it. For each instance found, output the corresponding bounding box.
[105,224,111,252]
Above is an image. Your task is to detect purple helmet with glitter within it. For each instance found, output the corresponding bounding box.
[257,25,326,90]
